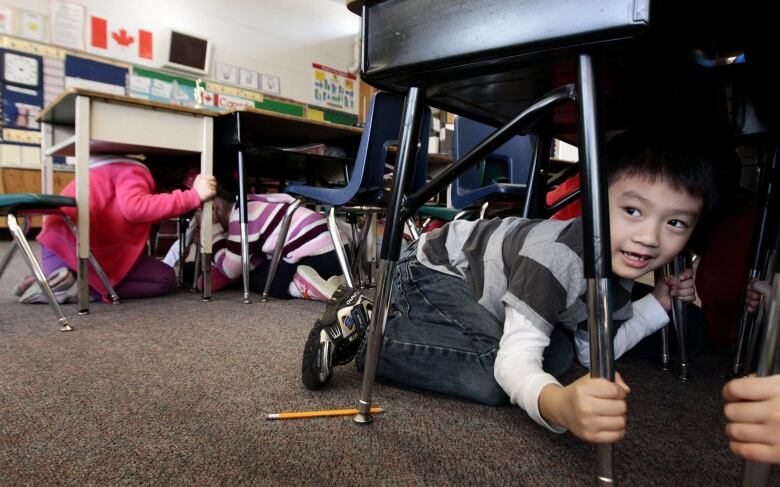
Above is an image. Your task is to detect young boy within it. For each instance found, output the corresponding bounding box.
[302,131,718,443]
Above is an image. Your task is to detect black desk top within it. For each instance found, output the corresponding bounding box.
[359,0,774,135]
[216,107,362,148]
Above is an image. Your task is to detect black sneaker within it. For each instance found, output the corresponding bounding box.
[301,285,373,390]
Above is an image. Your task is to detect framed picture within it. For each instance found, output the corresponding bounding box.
[214,62,238,84]
[239,68,258,90]
[261,73,280,94]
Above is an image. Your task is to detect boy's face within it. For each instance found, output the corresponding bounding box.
[608,175,703,280]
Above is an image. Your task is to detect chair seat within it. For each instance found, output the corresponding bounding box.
[285,182,382,207]
[455,183,527,209]
[416,206,467,221]
[0,193,75,214]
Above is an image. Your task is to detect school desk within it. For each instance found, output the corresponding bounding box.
[37,88,218,312]
[349,0,776,484]
[215,108,362,303]
[215,107,453,303]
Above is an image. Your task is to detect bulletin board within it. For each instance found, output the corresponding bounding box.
[312,63,356,113]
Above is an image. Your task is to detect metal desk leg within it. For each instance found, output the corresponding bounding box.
[61,214,119,304]
[238,149,251,304]
[177,215,186,288]
[0,217,24,277]
[260,199,302,302]
[654,269,671,371]
[733,144,779,376]
[192,244,201,291]
[576,54,616,485]
[671,255,690,381]
[741,273,780,487]
[200,117,214,302]
[75,95,91,315]
[355,86,425,424]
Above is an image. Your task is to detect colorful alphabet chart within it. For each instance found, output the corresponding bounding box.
[312,62,356,113]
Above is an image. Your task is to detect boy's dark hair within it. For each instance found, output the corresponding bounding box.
[606,130,722,214]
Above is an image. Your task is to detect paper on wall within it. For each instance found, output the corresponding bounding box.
[0,5,13,34]
[150,78,172,98]
[20,10,47,42]
[129,74,151,94]
[51,0,85,50]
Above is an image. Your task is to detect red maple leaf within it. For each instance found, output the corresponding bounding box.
[111,28,135,47]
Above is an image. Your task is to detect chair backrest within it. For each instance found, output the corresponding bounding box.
[450,116,535,209]
[352,92,431,205]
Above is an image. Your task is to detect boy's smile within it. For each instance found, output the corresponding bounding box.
[608,175,703,280]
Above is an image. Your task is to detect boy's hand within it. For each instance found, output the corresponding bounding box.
[653,269,695,312]
[745,278,772,313]
[193,174,217,202]
[541,372,630,443]
[723,375,780,463]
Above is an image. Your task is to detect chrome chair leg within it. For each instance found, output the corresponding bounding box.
[327,206,355,288]
[478,201,490,219]
[191,244,201,291]
[260,199,302,301]
[177,215,186,288]
[0,217,30,278]
[7,212,72,331]
[405,218,420,242]
[351,213,373,287]
[61,214,119,304]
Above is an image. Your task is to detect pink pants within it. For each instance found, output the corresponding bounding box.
[41,245,175,299]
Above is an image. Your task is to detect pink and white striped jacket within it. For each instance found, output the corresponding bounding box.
[213,193,338,279]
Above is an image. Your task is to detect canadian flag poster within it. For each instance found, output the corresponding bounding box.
[88,15,154,64]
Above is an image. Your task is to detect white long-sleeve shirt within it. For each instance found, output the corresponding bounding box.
[494,293,670,432]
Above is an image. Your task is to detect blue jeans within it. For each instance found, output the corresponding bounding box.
[358,243,573,406]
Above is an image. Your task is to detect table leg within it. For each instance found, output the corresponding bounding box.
[75,95,91,314]
[576,54,616,485]
[355,86,425,423]
[741,274,780,486]
[200,117,214,301]
[238,149,250,303]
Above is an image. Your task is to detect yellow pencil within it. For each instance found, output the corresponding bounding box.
[266,406,385,420]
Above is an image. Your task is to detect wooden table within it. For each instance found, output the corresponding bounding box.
[38,88,218,312]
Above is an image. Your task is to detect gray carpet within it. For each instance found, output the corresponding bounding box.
[0,240,775,486]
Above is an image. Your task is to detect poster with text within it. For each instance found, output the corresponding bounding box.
[50,0,85,50]
[312,63,356,113]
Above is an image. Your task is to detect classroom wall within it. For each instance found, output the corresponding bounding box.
[3,0,360,109]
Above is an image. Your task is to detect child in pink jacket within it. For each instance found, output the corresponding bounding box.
[20,155,216,303]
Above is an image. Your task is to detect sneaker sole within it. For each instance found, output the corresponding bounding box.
[301,286,350,390]
[301,319,333,390]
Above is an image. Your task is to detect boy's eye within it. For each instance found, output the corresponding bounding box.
[624,207,640,217]
[668,219,688,229]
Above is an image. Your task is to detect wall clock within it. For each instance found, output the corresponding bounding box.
[2,51,42,88]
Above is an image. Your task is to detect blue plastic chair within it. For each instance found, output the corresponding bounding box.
[451,116,536,213]
[261,92,431,299]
